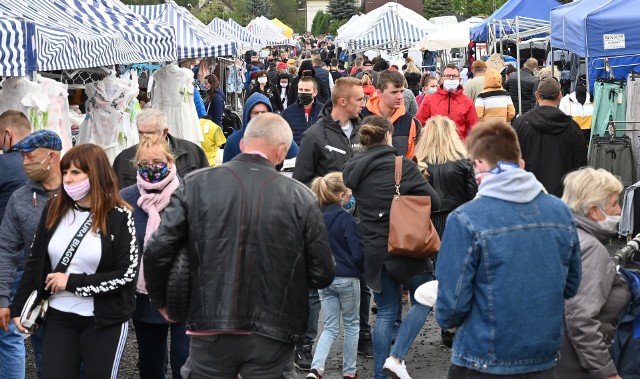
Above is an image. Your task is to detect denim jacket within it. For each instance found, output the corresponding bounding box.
[435,169,582,375]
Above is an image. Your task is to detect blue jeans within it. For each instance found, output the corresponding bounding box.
[372,270,432,379]
[303,289,321,346]
[0,273,25,379]
[311,277,360,376]
[133,320,189,379]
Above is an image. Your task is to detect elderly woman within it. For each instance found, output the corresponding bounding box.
[559,167,629,379]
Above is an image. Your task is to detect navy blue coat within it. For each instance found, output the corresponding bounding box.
[322,204,364,278]
[281,100,324,146]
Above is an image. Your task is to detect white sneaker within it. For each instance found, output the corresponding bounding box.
[383,357,412,379]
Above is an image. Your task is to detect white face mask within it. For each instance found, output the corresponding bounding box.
[280,82,288,88]
[257,77,268,84]
[597,207,620,233]
[443,79,459,92]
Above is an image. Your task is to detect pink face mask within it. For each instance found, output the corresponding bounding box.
[64,178,91,201]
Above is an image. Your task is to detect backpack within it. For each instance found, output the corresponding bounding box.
[221,108,242,139]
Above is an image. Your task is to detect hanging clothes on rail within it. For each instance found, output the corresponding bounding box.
[77,75,139,162]
[589,134,635,186]
[559,85,593,143]
[591,78,627,138]
[625,71,640,181]
[0,77,39,117]
[150,64,203,143]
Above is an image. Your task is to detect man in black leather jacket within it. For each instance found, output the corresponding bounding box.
[112,109,209,189]
[506,58,539,116]
[143,113,335,378]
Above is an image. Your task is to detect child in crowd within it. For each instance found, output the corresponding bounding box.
[307,172,365,379]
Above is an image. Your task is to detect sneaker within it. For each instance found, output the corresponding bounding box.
[306,368,322,379]
[383,357,412,379]
[294,344,312,371]
[441,329,455,348]
[357,332,373,358]
[344,372,367,379]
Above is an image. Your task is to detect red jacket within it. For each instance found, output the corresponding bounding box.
[416,86,479,141]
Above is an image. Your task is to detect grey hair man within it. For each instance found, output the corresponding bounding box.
[112,108,209,189]
[143,112,335,378]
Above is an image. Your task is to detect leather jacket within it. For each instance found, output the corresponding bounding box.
[143,154,335,344]
[427,159,477,213]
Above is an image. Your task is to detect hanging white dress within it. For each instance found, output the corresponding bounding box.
[150,64,203,143]
[0,77,39,119]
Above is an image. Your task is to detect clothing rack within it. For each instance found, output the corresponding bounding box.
[592,54,640,70]
[606,121,640,137]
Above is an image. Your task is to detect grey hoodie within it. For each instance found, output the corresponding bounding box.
[477,168,545,203]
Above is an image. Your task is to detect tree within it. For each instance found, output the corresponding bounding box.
[190,1,226,24]
[327,0,357,21]
[423,0,452,19]
[245,0,271,20]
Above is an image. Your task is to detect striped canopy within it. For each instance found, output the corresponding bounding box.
[246,16,293,47]
[0,15,28,76]
[0,0,177,74]
[339,3,437,52]
[131,2,236,59]
[223,18,264,50]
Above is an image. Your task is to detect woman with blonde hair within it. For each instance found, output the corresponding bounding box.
[558,167,628,379]
[404,62,422,96]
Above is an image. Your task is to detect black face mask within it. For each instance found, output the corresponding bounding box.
[298,93,314,106]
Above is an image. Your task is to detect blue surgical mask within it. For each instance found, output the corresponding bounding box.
[343,194,355,210]
[427,87,437,94]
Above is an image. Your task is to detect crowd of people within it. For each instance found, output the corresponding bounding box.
[0,32,633,379]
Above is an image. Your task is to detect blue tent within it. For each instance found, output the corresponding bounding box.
[470,0,561,42]
[551,0,640,88]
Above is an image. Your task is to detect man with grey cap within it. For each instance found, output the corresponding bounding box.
[513,77,588,197]
[0,129,63,378]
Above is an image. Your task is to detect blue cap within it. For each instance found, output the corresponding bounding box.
[11,129,62,153]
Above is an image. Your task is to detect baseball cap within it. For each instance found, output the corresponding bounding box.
[12,129,62,153]
[537,77,561,99]
[471,60,487,70]
[287,58,296,66]
[277,62,288,70]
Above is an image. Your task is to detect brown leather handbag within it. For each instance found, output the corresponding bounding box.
[388,156,441,258]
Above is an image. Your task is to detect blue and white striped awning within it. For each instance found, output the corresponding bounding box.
[0,0,177,74]
[340,3,437,52]
[0,15,28,76]
[246,16,292,47]
[131,2,236,59]
[222,18,264,50]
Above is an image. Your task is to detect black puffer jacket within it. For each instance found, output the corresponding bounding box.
[427,159,477,213]
[343,145,440,291]
[506,68,539,115]
[293,102,363,185]
[143,154,335,345]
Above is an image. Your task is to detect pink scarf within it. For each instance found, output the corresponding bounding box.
[135,167,180,293]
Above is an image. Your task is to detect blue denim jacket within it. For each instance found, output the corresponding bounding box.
[435,170,582,375]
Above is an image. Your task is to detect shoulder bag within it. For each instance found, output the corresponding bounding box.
[20,213,93,333]
[388,156,440,258]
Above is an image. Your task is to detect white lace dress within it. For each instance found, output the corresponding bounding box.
[150,65,203,143]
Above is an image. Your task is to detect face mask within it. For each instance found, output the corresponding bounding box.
[251,80,256,85]
[298,93,314,106]
[443,80,460,92]
[474,161,519,184]
[64,178,91,201]
[23,153,52,183]
[427,87,437,94]
[343,194,355,210]
[2,132,12,153]
[138,162,170,183]
[597,208,620,233]
[280,82,288,88]
[257,77,268,84]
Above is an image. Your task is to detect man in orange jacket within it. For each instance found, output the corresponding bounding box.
[361,70,421,157]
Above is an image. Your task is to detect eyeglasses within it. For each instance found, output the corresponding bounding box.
[442,74,460,79]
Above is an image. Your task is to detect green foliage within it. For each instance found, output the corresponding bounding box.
[311,11,332,35]
[327,0,358,21]
[271,0,305,33]
[423,0,452,19]
[190,1,226,24]
[328,19,348,36]
[245,0,271,20]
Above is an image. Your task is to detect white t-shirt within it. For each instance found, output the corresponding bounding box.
[341,120,353,140]
[48,208,101,316]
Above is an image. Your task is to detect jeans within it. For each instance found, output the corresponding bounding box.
[448,365,557,379]
[372,270,432,379]
[311,277,360,376]
[0,273,25,379]
[303,289,321,345]
[133,320,189,379]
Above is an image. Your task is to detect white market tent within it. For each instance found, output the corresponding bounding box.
[415,22,471,51]
[209,18,264,51]
[130,1,237,59]
[336,3,438,53]
[246,16,292,46]
[0,0,177,75]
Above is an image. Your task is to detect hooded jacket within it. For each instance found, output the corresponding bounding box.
[475,69,515,122]
[287,61,330,106]
[292,102,363,185]
[557,214,629,379]
[222,92,299,163]
[342,145,440,291]
[416,85,478,141]
[513,106,588,197]
[282,99,324,146]
[361,96,421,158]
[322,204,364,278]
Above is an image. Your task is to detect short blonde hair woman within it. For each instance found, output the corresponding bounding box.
[557,167,628,379]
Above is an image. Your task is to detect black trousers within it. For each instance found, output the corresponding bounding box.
[42,308,128,379]
[181,333,294,379]
[448,365,557,379]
